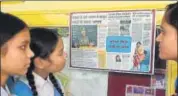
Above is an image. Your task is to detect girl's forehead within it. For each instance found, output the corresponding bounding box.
[8,29,30,45]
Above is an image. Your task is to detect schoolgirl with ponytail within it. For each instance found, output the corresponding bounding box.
[11,28,66,96]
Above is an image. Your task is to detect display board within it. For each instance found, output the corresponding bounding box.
[70,10,156,75]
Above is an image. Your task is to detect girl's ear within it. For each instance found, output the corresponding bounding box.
[1,44,8,57]
[34,57,46,69]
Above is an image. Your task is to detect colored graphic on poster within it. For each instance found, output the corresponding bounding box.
[151,74,166,90]
[125,85,155,96]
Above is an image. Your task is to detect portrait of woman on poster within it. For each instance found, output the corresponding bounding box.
[116,55,121,62]
[133,42,146,70]
[79,27,90,46]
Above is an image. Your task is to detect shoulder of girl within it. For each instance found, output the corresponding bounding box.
[57,79,65,92]
[56,78,63,87]
[12,80,33,96]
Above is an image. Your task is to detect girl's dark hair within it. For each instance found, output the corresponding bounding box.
[0,12,27,47]
[136,41,141,45]
[165,2,178,31]
[26,28,63,96]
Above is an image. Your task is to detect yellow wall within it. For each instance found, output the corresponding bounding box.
[1,1,175,26]
[12,14,69,27]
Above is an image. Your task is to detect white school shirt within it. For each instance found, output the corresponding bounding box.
[1,85,14,96]
[33,72,55,96]
[1,87,8,96]
[19,72,64,96]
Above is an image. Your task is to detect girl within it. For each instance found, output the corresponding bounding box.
[0,12,34,96]
[156,2,178,95]
[11,28,66,96]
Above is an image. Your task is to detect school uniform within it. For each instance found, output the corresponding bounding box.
[1,76,19,96]
[1,87,9,96]
[1,84,18,96]
[10,72,64,96]
[172,77,178,96]
[175,77,178,95]
[7,76,15,94]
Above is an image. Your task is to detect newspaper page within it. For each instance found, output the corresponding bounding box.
[70,10,155,74]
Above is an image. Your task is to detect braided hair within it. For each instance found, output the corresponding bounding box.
[49,73,64,96]
[26,62,38,96]
[26,28,63,96]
